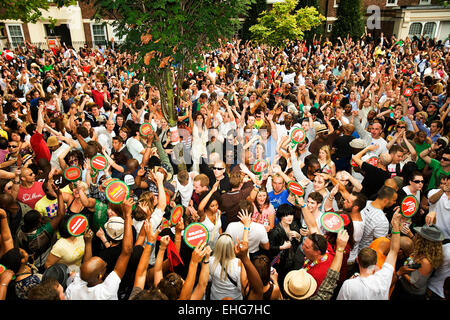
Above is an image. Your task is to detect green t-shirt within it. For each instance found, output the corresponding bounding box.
[427,158,450,191]
[415,143,430,170]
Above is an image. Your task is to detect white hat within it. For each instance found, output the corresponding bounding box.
[349,138,367,149]
[283,269,317,300]
[104,216,124,241]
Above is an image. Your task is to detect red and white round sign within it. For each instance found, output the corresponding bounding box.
[67,214,89,237]
[170,205,184,226]
[366,156,379,167]
[183,223,209,249]
[403,87,413,97]
[401,195,419,218]
[290,128,306,144]
[91,155,108,171]
[287,181,304,197]
[252,160,268,174]
[321,212,344,233]
[105,180,130,204]
[64,166,82,182]
[413,84,421,92]
[139,123,154,136]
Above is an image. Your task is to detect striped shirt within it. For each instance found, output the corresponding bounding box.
[359,201,389,252]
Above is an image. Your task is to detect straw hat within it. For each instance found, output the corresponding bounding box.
[283,269,317,300]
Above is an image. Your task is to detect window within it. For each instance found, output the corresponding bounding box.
[334,0,339,8]
[91,24,107,47]
[327,24,333,32]
[386,0,397,5]
[409,23,423,37]
[423,22,437,38]
[419,0,431,4]
[6,24,25,48]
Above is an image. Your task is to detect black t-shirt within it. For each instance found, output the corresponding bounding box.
[98,241,143,300]
[361,162,391,199]
[332,135,355,158]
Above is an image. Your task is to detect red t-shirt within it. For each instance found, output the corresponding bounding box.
[17,181,45,209]
[91,89,110,108]
[304,242,335,290]
[30,132,51,162]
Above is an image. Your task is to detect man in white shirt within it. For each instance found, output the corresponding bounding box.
[65,200,133,300]
[126,124,145,164]
[225,203,269,257]
[353,112,388,156]
[95,120,116,153]
[337,211,402,300]
[359,186,397,252]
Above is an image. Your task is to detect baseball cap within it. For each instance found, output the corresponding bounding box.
[104,216,125,241]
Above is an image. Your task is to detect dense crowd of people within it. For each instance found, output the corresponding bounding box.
[0,30,449,301]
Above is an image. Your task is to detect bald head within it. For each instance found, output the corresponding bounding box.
[384,178,399,191]
[80,256,107,287]
[378,153,392,167]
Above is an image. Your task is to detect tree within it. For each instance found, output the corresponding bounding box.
[91,0,252,141]
[0,0,75,23]
[331,0,364,41]
[295,0,323,43]
[249,0,324,48]
[240,0,267,41]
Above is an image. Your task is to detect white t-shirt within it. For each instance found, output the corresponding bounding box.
[337,263,394,300]
[125,137,144,163]
[427,189,450,239]
[348,220,365,263]
[209,256,242,300]
[50,143,70,171]
[175,175,194,207]
[371,137,388,156]
[65,271,121,300]
[225,222,268,254]
[359,201,389,252]
[427,243,450,298]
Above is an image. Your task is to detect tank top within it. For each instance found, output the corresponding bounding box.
[67,198,93,226]
[203,211,222,251]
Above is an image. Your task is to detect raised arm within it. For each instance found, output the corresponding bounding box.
[153,235,170,288]
[133,220,159,290]
[178,241,210,300]
[113,198,134,279]
[235,239,263,300]
[0,209,13,256]
[295,195,320,234]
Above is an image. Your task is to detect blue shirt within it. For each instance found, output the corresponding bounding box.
[268,189,289,211]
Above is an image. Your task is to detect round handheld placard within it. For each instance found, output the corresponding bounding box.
[183,223,209,249]
[139,123,154,136]
[252,159,269,175]
[105,180,130,204]
[67,214,89,237]
[170,205,184,226]
[290,128,306,144]
[321,212,345,233]
[287,181,304,197]
[403,87,413,97]
[0,264,6,274]
[91,155,108,171]
[366,156,379,167]
[413,84,421,92]
[64,166,82,182]
[160,218,170,230]
[400,195,419,218]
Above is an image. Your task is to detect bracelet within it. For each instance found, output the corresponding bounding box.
[328,195,334,201]
[244,227,250,231]
[203,260,209,264]
[253,184,261,189]
[300,203,306,208]
[336,247,345,253]
[0,283,8,287]
[392,231,401,234]
[146,241,155,246]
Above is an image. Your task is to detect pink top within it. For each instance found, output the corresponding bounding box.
[252,202,275,227]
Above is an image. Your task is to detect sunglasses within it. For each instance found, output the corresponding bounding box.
[397,126,406,129]
[213,167,225,171]
[412,180,424,184]
[8,145,18,148]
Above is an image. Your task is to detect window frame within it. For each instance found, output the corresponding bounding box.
[5,24,25,48]
[90,23,108,47]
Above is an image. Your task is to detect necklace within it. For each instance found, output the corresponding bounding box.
[303,253,328,271]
